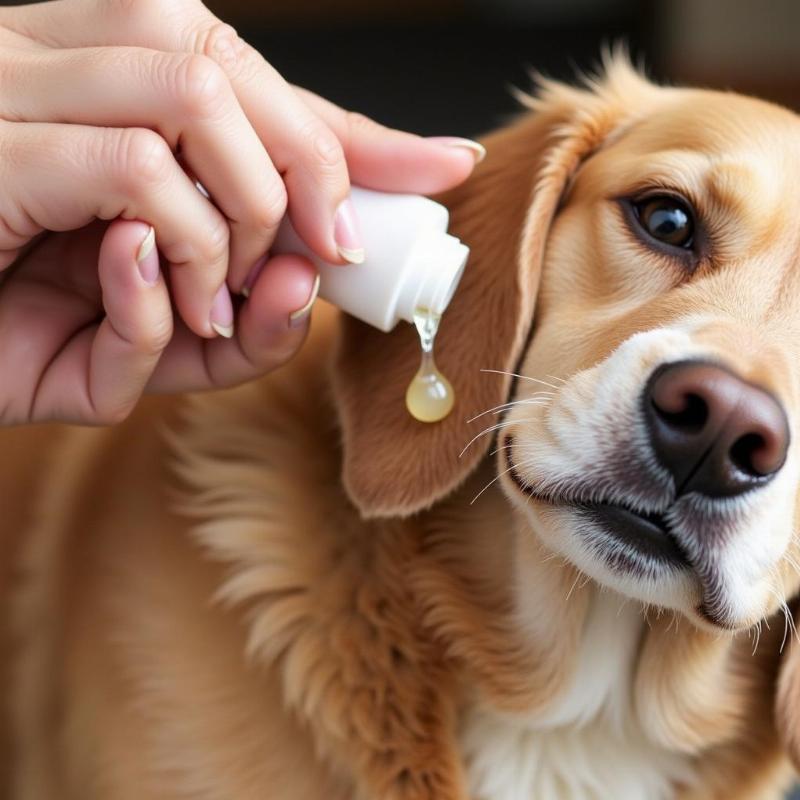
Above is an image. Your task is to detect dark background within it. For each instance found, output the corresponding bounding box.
[207,0,799,137]
[5,0,799,133]
[2,0,799,795]
[224,2,659,139]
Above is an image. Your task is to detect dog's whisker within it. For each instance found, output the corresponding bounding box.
[752,619,761,656]
[490,398,553,418]
[780,601,792,653]
[616,597,630,618]
[786,595,799,634]
[466,395,552,424]
[458,417,539,458]
[787,603,799,645]
[466,393,555,426]
[776,592,800,648]
[668,613,681,635]
[469,457,538,505]
[480,368,561,391]
[458,420,520,457]
[785,551,800,579]
[763,581,790,648]
[766,577,785,607]
[565,572,582,604]
[545,374,567,384]
[489,443,518,457]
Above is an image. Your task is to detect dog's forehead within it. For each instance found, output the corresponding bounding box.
[632,88,800,145]
[620,89,800,188]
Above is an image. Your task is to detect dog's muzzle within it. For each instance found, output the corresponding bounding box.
[505,358,792,603]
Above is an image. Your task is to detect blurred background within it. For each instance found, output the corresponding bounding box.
[196,0,799,137]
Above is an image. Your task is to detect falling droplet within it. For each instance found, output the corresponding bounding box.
[405,308,455,423]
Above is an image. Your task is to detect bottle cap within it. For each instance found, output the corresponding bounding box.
[396,229,469,324]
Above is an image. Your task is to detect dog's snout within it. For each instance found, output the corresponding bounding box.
[643,361,790,497]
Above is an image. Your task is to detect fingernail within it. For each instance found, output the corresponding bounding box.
[428,136,486,164]
[210,283,234,338]
[241,254,268,298]
[289,273,321,328]
[334,197,365,264]
[136,226,159,286]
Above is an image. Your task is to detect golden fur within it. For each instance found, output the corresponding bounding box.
[2,56,800,798]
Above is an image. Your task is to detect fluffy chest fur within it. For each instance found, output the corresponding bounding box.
[459,591,695,800]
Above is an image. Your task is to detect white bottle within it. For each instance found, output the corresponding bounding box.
[271,187,469,332]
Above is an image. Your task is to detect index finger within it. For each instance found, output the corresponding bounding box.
[294,88,486,195]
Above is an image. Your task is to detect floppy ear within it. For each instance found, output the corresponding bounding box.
[331,59,651,518]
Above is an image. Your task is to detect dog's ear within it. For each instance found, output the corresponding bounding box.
[331,58,652,518]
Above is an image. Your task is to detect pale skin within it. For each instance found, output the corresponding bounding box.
[0,0,483,426]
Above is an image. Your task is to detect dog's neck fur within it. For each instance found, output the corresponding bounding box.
[460,536,695,799]
[418,477,694,798]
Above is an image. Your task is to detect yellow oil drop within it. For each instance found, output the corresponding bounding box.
[405,308,455,423]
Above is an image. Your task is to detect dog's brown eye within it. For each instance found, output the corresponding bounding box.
[634,197,694,249]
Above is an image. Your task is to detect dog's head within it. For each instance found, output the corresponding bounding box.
[496,69,800,636]
[335,54,800,626]
[332,55,800,751]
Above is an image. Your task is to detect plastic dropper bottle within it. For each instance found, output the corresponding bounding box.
[272,188,469,422]
[271,186,469,332]
[272,187,469,422]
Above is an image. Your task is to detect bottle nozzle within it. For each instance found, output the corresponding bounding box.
[397,230,469,324]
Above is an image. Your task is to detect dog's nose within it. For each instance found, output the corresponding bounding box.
[643,361,789,497]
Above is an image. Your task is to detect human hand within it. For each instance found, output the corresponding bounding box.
[0,0,483,425]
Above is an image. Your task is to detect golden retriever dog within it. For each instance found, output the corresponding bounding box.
[5,54,800,799]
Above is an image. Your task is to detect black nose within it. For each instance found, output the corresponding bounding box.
[643,361,790,497]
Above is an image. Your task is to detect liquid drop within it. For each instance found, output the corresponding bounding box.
[405,308,455,423]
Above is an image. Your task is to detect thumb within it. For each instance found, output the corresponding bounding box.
[86,219,173,423]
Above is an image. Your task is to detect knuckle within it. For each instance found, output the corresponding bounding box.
[138,315,174,357]
[200,212,230,263]
[0,120,28,172]
[0,55,24,122]
[253,181,288,231]
[231,41,264,86]
[296,118,345,175]
[112,128,173,191]
[344,110,378,141]
[198,21,238,61]
[175,53,230,119]
[199,22,261,83]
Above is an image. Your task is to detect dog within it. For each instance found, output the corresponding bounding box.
[3,54,800,799]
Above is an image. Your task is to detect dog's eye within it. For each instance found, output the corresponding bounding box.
[633,196,694,249]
